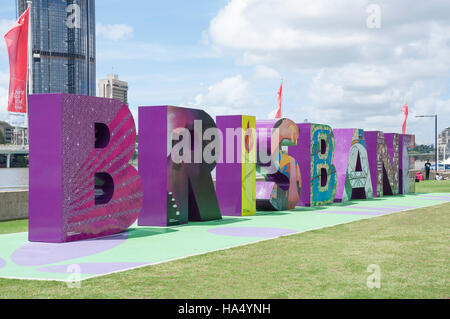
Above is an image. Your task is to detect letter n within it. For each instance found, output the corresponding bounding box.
[365,131,399,197]
[138,106,222,226]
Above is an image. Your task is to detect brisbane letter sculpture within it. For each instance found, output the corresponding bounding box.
[27,94,415,243]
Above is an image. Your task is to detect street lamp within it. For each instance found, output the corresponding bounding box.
[415,114,438,173]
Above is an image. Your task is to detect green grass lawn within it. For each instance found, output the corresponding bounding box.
[0,181,448,298]
[0,201,448,298]
[0,219,28,235]
[415,179,450,193]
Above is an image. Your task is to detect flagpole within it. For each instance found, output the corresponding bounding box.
[280,78,283,118]
[26,0,32,146]
[27,1,33,96]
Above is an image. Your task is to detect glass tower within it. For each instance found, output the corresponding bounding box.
[18,0,96,96]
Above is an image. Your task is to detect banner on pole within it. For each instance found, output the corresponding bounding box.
[4,8,30,127]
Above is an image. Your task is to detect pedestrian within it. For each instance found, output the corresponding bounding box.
[424,159,432,180]
[416,171,423,181]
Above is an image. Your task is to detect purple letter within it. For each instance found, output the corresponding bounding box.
[29,94,142,243]
[138,106,222,226]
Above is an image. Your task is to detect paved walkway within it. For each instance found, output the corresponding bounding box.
[0,193,449,281]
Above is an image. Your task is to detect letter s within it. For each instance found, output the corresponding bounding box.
[256,118,301,211]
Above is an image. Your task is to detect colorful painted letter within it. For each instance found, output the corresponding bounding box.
[216,115,256,216]
[255,119,301,210]
[29,94,143,243]
[365,131,399,197]
[399,134,415,194]
[138,105,222,226]
[27,93,418,242]
[289,123,337,206]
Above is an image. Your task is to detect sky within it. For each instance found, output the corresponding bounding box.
[0,0,449,145]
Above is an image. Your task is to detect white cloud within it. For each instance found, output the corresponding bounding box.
[97,23,134,41]
[205,0,450,144]
[0,19,15,33]
[0,70,9,122]
[184,75,255,117]
[97,41,221,63]
[267,107,279,119]
[253,65,280,80]
[0,70,8,86]
[0,19,16,51]
[208,0,450,68]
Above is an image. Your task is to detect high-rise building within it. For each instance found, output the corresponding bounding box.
[98,74,129,105]
[18,0,96,96]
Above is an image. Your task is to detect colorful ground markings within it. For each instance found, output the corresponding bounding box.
[0,193,448,281]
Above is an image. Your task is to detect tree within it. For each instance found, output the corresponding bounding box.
[0,130,4,144]
[411,144,435,153]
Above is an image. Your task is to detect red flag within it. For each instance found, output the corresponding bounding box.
[4,8,30,114]
[401,102,408,134]
[275,80,283,118]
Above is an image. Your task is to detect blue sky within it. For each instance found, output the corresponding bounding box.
[1,0,450,146]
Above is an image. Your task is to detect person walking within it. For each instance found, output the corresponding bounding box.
[425,159,432,180]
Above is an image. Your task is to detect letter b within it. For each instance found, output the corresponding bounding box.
[29,94,142,242]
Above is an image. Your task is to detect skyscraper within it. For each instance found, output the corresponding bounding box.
[18,0,95,96]
[98,74,129,105]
